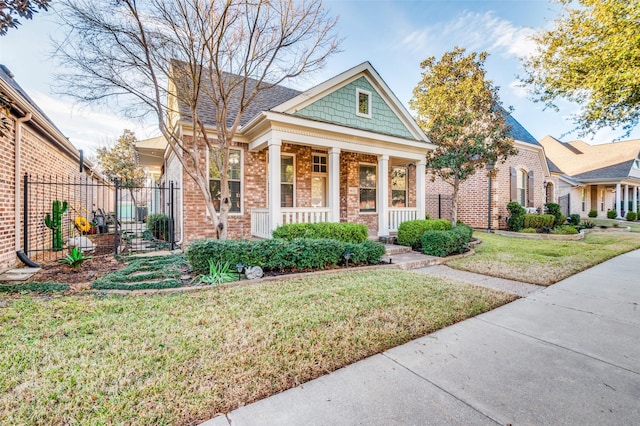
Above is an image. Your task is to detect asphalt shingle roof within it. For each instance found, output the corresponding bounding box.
[572,160,634,180]
[504,112,539,145]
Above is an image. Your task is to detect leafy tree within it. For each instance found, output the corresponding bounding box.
[410,47,517,226]
[0,0,50,35]
[521,0,640,137]
[0,0,52,137]
[96,129,146,206]
[53,0,339,239]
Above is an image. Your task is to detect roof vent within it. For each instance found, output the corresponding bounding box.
[0,64,15,78]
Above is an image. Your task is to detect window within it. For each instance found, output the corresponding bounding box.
[356,88,372,118]
[359,164,376,212]
[601,189,605,212]
[312,155,327,207]
[391,166,407,207]
[517,169,527,206]
[581,188,586,212]
[209,148,242,213]
[281,155,294,207]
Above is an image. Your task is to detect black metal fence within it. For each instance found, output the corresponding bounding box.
[558,193,570,217]
[23,174,179,262]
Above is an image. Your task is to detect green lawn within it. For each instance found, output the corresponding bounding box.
[0,270,514,425]
[588,218,640,232]
[448,231,640,285]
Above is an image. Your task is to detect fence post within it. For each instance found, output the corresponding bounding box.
[23,173,29,254]
[114,178,119,255]
[169,180,175,251]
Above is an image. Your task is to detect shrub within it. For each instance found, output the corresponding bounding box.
[272,222,368,243]
[146,213,171,240]
[507,202,526,232]
[551,225,579,235]
[421,224,472,257]
[567,213,581,226]
[521,228,537,233]
[397,219,452,250]
[556,214,566,226]
[588,209,598,218]
[607,210,617,219]
[545,202,566,226]
[581,220,595,229]
[626,211,637,221]
[523,214,555,229]
[186,238,385,275]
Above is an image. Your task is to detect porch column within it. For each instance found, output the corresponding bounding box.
[268,138,282,232]
[624,184,629,216]
[328,147,341,223]
[378,154,389,237]
[616,183,622,218]
[634,186,638,213]
[416,160,426,220]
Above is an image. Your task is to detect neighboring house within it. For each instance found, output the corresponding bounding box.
[540,136,640,218]
[424,114,551,230]
[0,64,107,271]
[143,62,435,244]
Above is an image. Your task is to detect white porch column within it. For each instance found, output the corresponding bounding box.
[624,184,629,216]
[634,186,638,213]
[268,138,282,232]
[328,147,341,223]
[616,183,622,218]
[378,154,389,237]
[416,160,426,220]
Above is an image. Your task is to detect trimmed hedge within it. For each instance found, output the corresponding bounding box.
[186,238,385,275]
[545,202,565,227]
[626,211,637,221]
[523,214,555,229]
[272,222,368,243]
[507,202,526,232]
[551,225,579,235]
[588,209,598,218]
[397,219,452,250]
[421,224,473,257]
[607,210,617,219]
[568,213,581,226]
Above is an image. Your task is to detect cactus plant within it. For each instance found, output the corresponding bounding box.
[44,200,68,251]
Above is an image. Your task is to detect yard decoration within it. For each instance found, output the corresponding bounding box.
[44,200,68,251]
[74,216,91,233]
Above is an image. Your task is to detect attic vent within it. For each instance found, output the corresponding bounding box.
[0,64,14,78]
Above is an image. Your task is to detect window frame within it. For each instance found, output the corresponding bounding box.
[208,147,243,215]
[359,163,377,213]
[356,88,372,119]
[581,188,586,212]
[391,166,407,207]
[280,153,296,208]
[311,154,328,208]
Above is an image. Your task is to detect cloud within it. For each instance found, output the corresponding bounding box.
[29,91,156,154]
[509,80,529,99]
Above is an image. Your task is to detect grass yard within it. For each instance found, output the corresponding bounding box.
[448,231,640,285]
[0,269,514,425]
[588,218,640,232]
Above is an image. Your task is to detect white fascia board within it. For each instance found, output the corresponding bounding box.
[177,120,251,144]
[271,61,429,142]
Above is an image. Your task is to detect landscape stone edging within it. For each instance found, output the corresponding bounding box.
[493,225,630,241]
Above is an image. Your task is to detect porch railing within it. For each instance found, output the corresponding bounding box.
[251,207,333,238]
[388,207,418,232]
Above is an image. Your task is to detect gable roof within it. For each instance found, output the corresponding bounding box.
[572,159,635,181]
[504,111,539,146]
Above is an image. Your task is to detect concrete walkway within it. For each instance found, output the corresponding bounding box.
[202,250,640,426]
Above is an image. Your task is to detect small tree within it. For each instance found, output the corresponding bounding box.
[410,47,517,226]
[96,129,146,207]
[521,0,640,137]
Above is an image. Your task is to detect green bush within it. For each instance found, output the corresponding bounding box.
[581,220,595,229]
[588,209,598,218]
[507,202,526,232]
[607,210,617,219]
[551,225,579,235]
[626,211,637,221]
[397,219,452,250]
[146,213,171,240]
[272,222,368,243]
[568,213,581,226]
[186,238,385,275]
[523,214,555,229]
[545,202,565,227]
[421,224,472,257]
[521,228,537,233]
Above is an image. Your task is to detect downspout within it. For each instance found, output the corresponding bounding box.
[15,112,32,251]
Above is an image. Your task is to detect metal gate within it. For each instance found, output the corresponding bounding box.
[558,193,570,217]
[23,174,179,262]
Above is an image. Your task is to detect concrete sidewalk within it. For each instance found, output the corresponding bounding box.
[202,250,640,426]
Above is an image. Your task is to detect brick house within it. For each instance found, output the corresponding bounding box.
[425,115,552,230]
[0,64,108,271]
[540,136,640,218]
[146,62,436,244]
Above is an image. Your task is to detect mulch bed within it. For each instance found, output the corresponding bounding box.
[27,255,125,292]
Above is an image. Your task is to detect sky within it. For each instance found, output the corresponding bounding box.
[1,0,639,156]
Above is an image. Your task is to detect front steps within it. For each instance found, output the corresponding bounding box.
[381,244,443,270]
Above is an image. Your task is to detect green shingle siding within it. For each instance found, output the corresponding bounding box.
[294,77,416,140]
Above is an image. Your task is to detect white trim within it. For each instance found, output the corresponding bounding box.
[355,88,372,119]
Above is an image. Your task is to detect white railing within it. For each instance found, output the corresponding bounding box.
[251,208,271,239]
[251,207,333,238]
[388,207,418,232]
